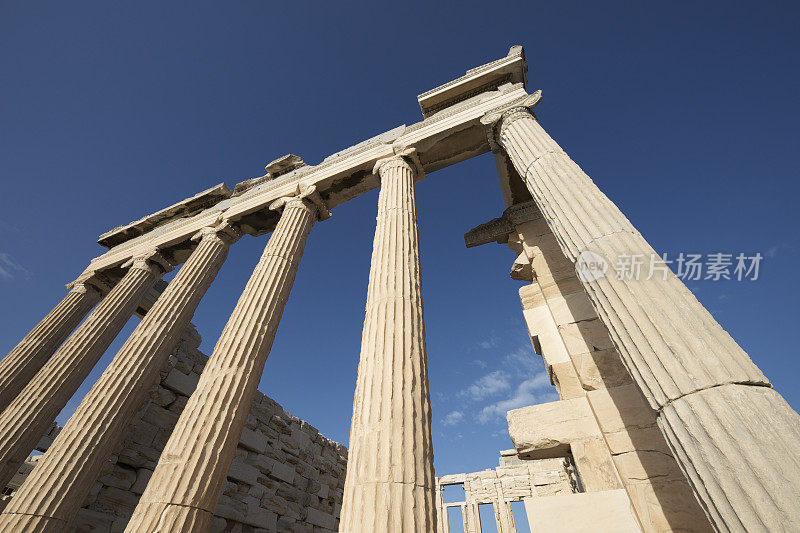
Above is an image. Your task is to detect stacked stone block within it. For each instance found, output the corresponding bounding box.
[507,216,712,531]
[5,327,347,533]
[436,454,575,533]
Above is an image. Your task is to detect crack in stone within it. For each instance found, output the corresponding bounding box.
[656,380,773,415]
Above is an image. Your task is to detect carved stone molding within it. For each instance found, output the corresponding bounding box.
[480,90,542,152]
[374,147,426,182]
[122,250,173,276]
[464,200,542,248]
[269,184,331,221]
[67,271,113,295]
[191,219,242,246]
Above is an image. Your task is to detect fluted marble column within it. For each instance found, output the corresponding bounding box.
[0,224,238,532]
[124,185,328,533]
[0,252,168,490]
[0,278,102,413]
[483,96,800,532]
[339,150,436,532]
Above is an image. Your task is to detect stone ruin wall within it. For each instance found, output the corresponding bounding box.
[436,452,577,532]
[5,326,347,533]
[505,215,713,532]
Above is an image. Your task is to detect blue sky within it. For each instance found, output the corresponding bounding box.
[1,1,798,479]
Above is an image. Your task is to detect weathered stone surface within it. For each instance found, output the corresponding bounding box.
[545,292,597,326]
[130,469,153,495]
[436,454,573,533]
[99,466,137,491]
[489,102,800,530]
[660,384,800,531]
[572,349,632,391]
[72,508,115,532]
[4,45,795,533]
[97,183,233,249]
[549,361,584,400]
[227,460,260,486]
[150,387,176,407]
[239,427,268,454]
[509,220,710,531]
[340,151,436,533]
[0,256,166,492]
[507,398,598,456]
[523,489,641,532]
[306,508,336,530]
[570,437,623,492]
[163,368,199,397]
[0,282,100,414]
[3,339,347,533]
[558,319,616,356]
[125,186,328,532]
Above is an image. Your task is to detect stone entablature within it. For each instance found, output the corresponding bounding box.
[98,184,233,249]
[418,46,527,118]
[78,77,533,278]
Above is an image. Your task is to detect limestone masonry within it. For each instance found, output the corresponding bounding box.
[6,327,348,533]
[1,45,798,532]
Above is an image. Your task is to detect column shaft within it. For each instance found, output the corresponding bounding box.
[0,228,234,532]
[0,283,100,413]
[0,257,164,490]
[489,106,800,531]
[124,188,324,533]
[339,152,436,532]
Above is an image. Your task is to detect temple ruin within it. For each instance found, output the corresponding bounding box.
[1,46,798,532]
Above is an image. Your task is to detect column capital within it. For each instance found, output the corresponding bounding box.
[67,271,112,295]
[480,90,542,151]
[269,184,331,221]
[373,147,425,180]
[122,250,173,276]
[191,219,242,246]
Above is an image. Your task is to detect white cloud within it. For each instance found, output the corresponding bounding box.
[470,359,488,369]
[477,372,553,423]
[458,370,511,401]
[0,253,31,281]
[504,346,538,372]
[442,410,464,426]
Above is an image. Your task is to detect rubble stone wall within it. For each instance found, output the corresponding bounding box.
[9,327,347,533]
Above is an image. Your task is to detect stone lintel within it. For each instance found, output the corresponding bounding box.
[417,45,528,118]
[85,72,534,275]
[98,183,233,249]
[506,397,600,458]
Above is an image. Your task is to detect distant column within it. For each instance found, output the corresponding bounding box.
[124,185,328,533]
[0,224,238,532]
[0,252,169,490]
[0,277,102,413]
[483,98,800,532]
[339,150,436,532]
